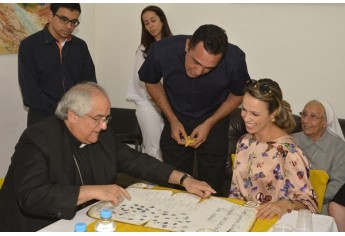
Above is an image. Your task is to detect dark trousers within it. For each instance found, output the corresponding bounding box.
[27,108,50,127]
[160,113,229,196]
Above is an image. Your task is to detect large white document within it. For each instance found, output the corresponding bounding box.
[87,188,257,232]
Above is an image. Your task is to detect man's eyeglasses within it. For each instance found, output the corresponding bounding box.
[85,114,112,125]
[299,112,324,121]
[246,79,273,96]
[54,14,80,27]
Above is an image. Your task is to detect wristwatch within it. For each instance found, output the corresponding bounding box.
[179,173,192,186]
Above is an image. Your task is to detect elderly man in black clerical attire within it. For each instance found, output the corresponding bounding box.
[0,82,215,232]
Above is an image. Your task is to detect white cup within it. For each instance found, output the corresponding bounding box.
[295,209,314,232]
[272,223,295,232]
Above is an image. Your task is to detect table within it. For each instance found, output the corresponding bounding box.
[39,207,337,232]
[271,210,338,232]
[39,187,338,232]
[39,205,94,232]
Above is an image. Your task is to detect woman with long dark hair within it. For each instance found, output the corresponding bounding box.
[126,6,172,161]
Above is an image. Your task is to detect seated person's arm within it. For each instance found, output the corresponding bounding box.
[256,149,319,219]
[78,185,131,206]
[324,143,345,203]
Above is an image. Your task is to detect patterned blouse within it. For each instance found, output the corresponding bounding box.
[229,133,319,213]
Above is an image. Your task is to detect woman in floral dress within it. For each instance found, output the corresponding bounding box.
[229,78,319,220]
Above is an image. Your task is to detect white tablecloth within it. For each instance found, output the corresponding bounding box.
[271,210,338,232]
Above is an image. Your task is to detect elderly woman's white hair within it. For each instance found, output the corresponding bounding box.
[318,99,345,142]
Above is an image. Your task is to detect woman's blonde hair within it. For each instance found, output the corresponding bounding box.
[244,78,296,133]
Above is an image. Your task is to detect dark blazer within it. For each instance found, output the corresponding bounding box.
[0,116,174,231]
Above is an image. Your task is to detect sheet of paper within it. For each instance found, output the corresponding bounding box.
[87,188,257,232]
[145,194,256,232]
[113,188,174,225]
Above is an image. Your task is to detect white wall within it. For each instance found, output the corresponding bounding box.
[0,53,26,177]
[1,3,345,177]
[0,4,95,177]
[95,3,345,114]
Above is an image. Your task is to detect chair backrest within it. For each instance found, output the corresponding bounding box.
[231,153,235,167]
[309,169,329,211]
[0,178,4,189]
[109,108,142,151]
[110,108,140,134]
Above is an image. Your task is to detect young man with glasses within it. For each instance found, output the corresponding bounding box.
[0,82,215,232]
[18,3,97,127]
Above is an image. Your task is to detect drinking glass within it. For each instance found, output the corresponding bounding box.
[295,209,314,232]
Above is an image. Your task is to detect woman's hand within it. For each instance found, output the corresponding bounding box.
[256,199,292,220]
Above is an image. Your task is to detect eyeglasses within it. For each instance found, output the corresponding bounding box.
[299,112,324,121]
[246,79,273,96]
[54,14,80,27]
[85,114,112,125]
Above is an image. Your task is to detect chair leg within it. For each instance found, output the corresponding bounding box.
[136,140,142,152]
[134,141,138,151]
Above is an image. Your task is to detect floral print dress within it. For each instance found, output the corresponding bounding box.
[229,133,319,213]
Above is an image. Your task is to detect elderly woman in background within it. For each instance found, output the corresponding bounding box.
[292,100,345,215]
[229,78,318,220]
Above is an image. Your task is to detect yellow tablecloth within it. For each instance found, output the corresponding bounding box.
[86,186,277,232]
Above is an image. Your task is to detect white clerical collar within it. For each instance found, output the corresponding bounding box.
[79,143,87,148]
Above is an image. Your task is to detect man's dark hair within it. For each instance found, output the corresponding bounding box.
[189,24,228,55]
[50,3,81,15]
